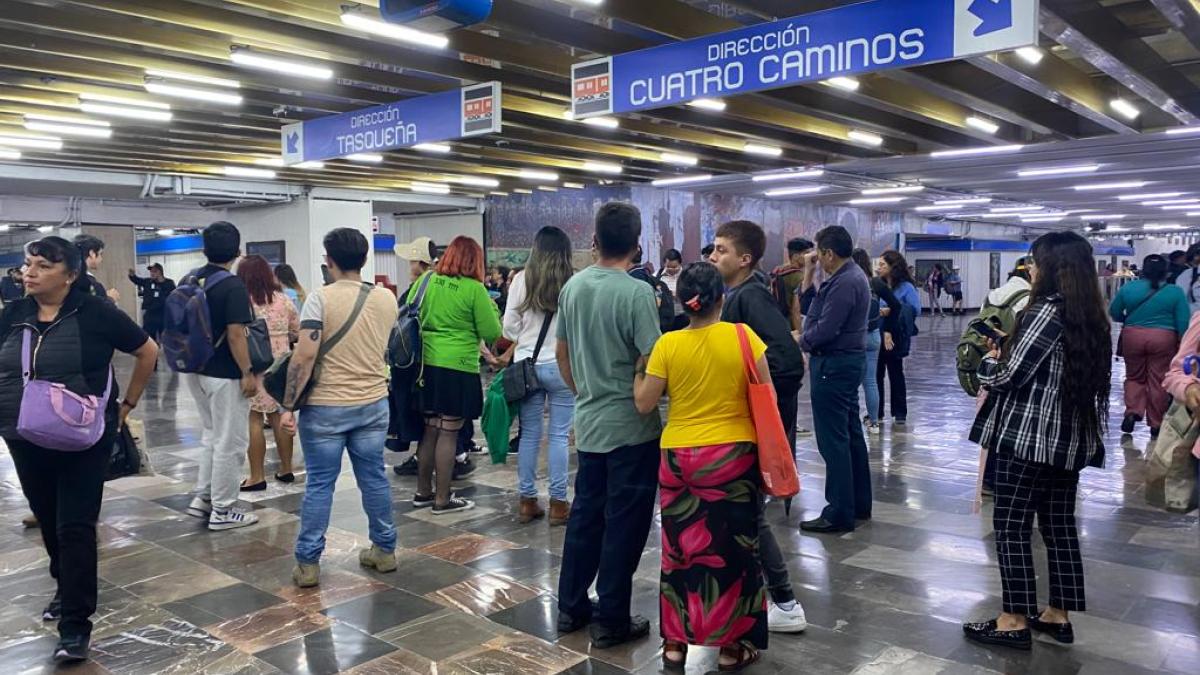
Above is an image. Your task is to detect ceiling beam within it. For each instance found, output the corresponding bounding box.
[1148,0,1200,55]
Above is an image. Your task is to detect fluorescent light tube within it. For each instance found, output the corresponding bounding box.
[489,191,509,196]
[1020,215,1066,223]
[144,81,240,105]
[79,93,170,109]
[965,116,999,134]
[764,186,824,197]
[537,186,558,192]
[660,152,697,166]
[254,158,285,167]
[752,169,824,183]
[849,196,906,205]
[413,143,451,154]
[0,134,62,150]
[1145,224,1185,230]
[562,182,585,189]
[1119,192,1181,201]
[687,98,726,112]
[916,204,962,212]
[583,161,622,174]
[519,169,559,181]
[990,205,1044,213]
[0,148,21,160]
[934,198,992,205]
[862,185,924,196]
[513,188,533,194]
[144,69,240,89]
[930,144,1024,159]
[37,225,54,233]
[1074,181,1146,191]
[743,143,783,157]
[410,181,451,194]
[230,49,332,80]
[848,130,884,146]
[1161,204,1200,210]
[345,153,383,163]
[294,161,324,169]
[1110,98,1140,120]
[1166,127,1200,136]
[448,176,500,188]
[24,121,111,138]
[24,114,109,127]
[79,103,172,122]
[1015,47,1044,64]
[652,174,712,187]
[156,228,176,236]
[224,166,276,179]
[340,8,449,49]
[1143,198,1200,206]
[583,117,619,129]
[824,76,860,92]
[1016,164,1099,177]
[1086,215,1126,220]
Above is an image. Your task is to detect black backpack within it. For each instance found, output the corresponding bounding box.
[769,267,801,319]
[388,272,433,371]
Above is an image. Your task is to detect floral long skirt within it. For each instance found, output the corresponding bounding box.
[659,442,767,650]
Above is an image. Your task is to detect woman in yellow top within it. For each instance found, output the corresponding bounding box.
[634,262,770,673]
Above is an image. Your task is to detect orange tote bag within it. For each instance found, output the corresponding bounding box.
[735,323,800,499]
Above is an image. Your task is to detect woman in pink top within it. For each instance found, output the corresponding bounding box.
[1161,311,1200,460]
[237,255,300,490]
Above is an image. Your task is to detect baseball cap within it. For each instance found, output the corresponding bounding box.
[147,263,163,271]
[395,236,435,265]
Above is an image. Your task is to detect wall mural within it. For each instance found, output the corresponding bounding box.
[485,185,925,269]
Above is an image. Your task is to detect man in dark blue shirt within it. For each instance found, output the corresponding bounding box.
[799,225,872,534]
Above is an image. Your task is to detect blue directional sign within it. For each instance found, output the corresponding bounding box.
[571,0,1038,117]
[281,82,500,164]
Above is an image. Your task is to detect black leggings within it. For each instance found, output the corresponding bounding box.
[876,349,908,421]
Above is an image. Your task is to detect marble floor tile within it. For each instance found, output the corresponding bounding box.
[0,634,113,674]
[254,621,397,675]
[343,647,433,675]
[120,561,240,604]
[424,572,542,616]
[206,603,332,654]
[321,587,444,636]
[382,554,475,595]
[465,545,562,582]
[162,582,286,626]
[486,593,560,642]
[273,569,392,613]
[89,618,230,675]
[415,532,523,564]
[373,607,512,661]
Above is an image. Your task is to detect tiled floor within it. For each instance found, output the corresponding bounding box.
[1,316,1198,674]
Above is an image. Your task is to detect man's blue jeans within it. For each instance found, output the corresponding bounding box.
[295,398,396,564]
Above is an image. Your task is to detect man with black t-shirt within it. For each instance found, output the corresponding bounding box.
[184,221,259,531]
[127,263,175,344]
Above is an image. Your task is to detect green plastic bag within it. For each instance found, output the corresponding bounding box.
[482,372,517,465]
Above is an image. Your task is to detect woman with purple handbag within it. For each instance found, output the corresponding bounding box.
[0,237,157,665]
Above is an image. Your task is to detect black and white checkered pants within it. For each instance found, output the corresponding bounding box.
[993,453,1086,616]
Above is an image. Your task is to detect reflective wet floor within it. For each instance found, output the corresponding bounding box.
[1,316,1197,674]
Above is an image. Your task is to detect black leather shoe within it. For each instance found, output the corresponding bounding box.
[393,456,418,476]
[557,610,591,633]
[963,619,1031,650]
[800,517,851,534]
[53,635,90,664]
[42,592,62,622]
[1027,614,1074,644]
[1121,413,1140,434]
[590,614,651,649]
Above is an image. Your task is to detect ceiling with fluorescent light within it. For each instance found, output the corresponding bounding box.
[0,0,1198,206]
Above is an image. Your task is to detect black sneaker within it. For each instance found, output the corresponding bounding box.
[53,635,90,664]
[432,497,475,515]
[42,592,62,622]
[590,615,651,649]
[393,456,418,477]
[452,457,476,480]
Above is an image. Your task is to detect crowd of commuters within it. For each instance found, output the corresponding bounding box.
[6,202,1197,666]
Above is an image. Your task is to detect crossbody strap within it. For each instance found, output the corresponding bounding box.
[735,323,761,385]
[1124,285,1163,323]
[21,327,113,402]
[530,312,554,362]
[318,283,372,359]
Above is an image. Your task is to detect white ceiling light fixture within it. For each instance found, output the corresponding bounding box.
[916,204,963,212]
[848,130,884,146]
[562,182,585,189]
[156,228,176,237]
[651,174,713,187]
[513,188,533,194]
[1118,192,1182,201]
[410,181,451,195]
[254,157,285,167]
[37,225,54,233]
[930,144,1024,159]
[79,92,171,109]
[934,197,992,206]
[24,119,112,138]
[0,148,21,160]
[489,191,509,197]
[1166,127,1200,136]
[1020,214,1067,223]
[294,161,325,169]
[862,185,924,196]
[764,186,824,197]
[823,76,860,92]
[1143,198,1200,206]
[965,116,1000,134]
[144,69,240,89]
[223,166,276,179]
[1015,46,1044,65]
[537,186,558,192]
[1110,98,1140,120]
[144,80,243,109]
[1073,180,1147,191]
[752,169,825,183]
[413,143,452,154]
[990,205,1045,213]
[1086,214,1127,220]
[79,103,172,122]
[1145,223,1185,231]
[230,47,333,80]
[447,175,501,188]
[583,161,623,174]
[340,6,450,49]
[561,111,620,128]
[0,134,63,150]
[345,153,384,163]
[24,113,109,127]
[1016,164,1100,178]
[687,98,727,112]
[1161,204,1200,210]
[519,169,559,181]
[743,142,783,157]
[660,152,698,166]
[849,196,906,205]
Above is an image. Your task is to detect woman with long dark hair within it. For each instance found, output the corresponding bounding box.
[963,231,1111,650]
[875,250,921,426]
[634,262,769,671]
[926,263,946,317]
[237,255,299,490]
[274,263,307,314]
[409,236,501,514]
[852,249,900,434]
[503,226,576,525]
[1109,254,1189,437]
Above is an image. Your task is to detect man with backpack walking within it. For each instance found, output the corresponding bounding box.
[771,238,813,332]
[174,221,259,531]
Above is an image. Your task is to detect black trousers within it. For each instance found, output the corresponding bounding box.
[755,375,801,604]
[993,453,1086,616]
[811,354,872,529]
[142,310,164,344]
[876,348,908,421]
[557,439,660,630]
[9,434,112,639]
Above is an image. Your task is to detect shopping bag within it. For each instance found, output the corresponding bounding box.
[106,424,142,481]
[1145,400,1200,513]
[735,323,800,499]
[482,372,517,465]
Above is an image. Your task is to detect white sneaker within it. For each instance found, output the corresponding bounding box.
[867,422,882,435]
[767,601,808,633]
[186,497,212,518]
[208,508,259,531]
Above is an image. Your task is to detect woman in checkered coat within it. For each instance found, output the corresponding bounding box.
[963,231,1112,651]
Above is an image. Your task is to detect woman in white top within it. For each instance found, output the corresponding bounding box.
[503,226,576,526]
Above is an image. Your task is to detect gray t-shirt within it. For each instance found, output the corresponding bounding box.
[557,265,662,453]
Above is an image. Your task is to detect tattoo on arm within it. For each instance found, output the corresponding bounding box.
[309,329,320,341]
[283,364,301,409]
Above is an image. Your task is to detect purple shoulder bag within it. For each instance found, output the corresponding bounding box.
[17,328,112,451]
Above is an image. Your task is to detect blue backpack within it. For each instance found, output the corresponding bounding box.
[388,272,433,370]
[161,269,232,373]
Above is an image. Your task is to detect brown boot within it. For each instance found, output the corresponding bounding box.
[518,497,545,523]
[549,499,571,526]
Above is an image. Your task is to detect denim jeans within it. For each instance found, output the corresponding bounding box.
[295,398,395,564]
[517,362,575,500]
[861,329,881,424]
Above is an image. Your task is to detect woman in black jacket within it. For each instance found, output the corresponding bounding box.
[0,237,157,664]
[963,231,1111,650]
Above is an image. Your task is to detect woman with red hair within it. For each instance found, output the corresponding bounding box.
[406,236,501,513]
[236,254,299,491]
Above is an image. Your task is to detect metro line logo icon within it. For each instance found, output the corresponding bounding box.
[572,58,614,117]
[461,82,500,136]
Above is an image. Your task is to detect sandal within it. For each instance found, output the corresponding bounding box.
[661,640,687,671]
[718,643,761,672]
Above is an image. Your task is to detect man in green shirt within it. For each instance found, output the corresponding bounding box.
[556,202,662,650]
